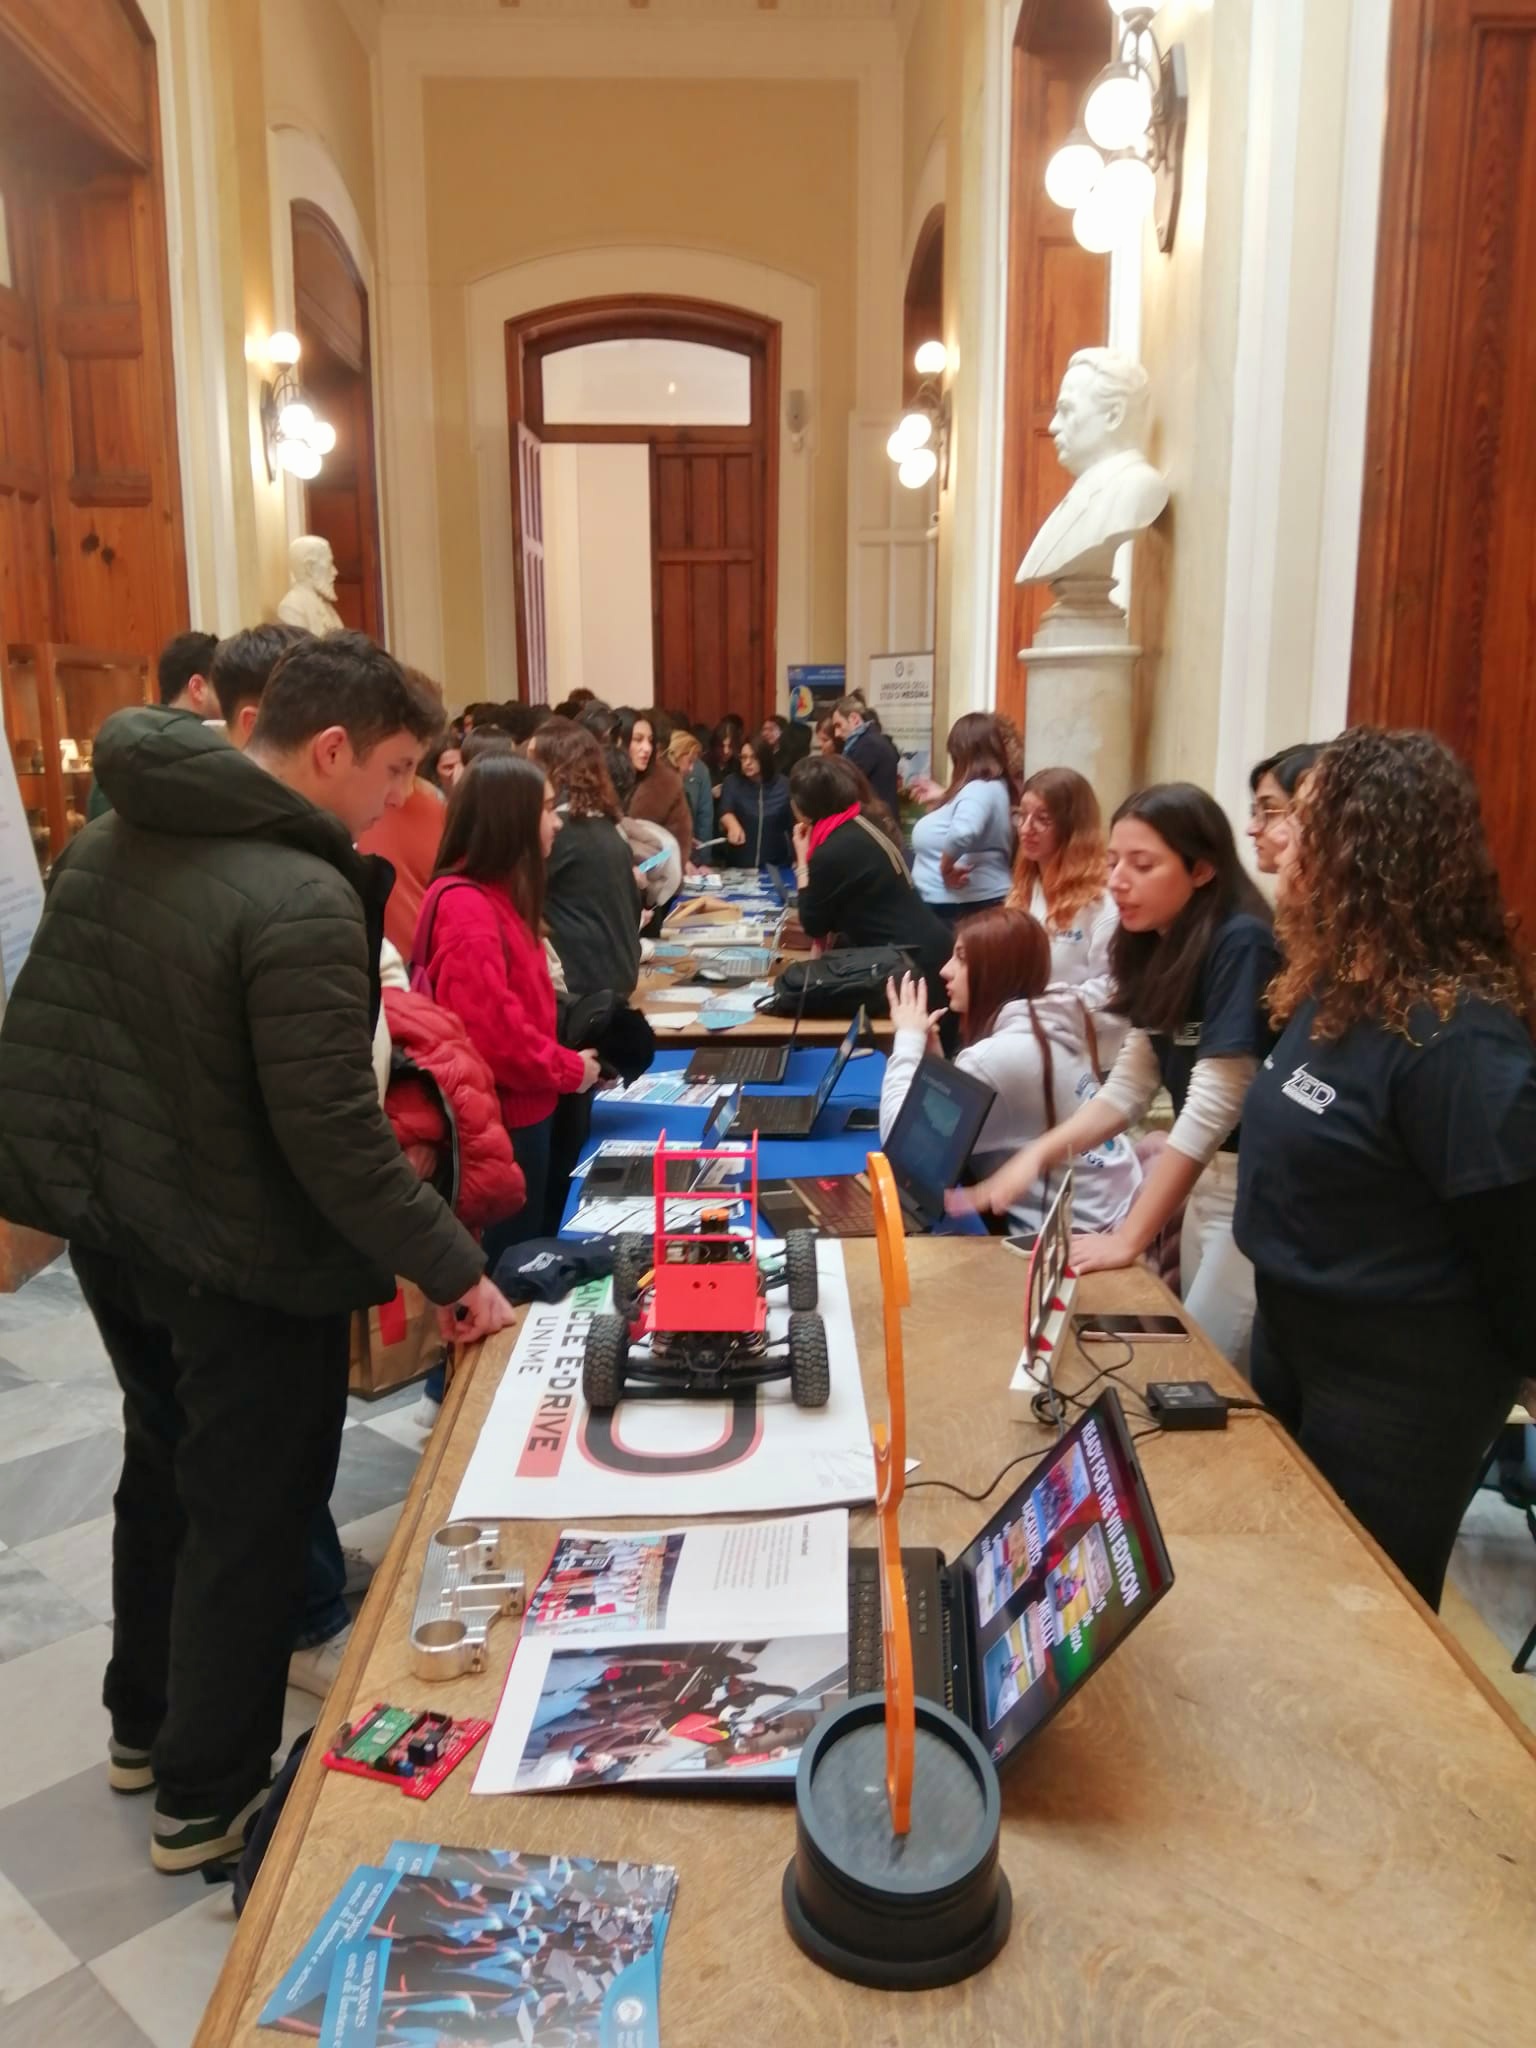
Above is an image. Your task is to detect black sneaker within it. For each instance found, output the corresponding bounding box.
[150,1786,268,1874]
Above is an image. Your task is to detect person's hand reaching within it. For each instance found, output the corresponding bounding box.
[438,1274,518,1345]
[885,971,946,1054]
[947,1139,1050,1218]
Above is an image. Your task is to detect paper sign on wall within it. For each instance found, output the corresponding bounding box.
[867,651,934,788]
[0,751,44,1012]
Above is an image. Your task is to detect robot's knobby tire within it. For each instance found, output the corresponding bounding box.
[784,1230,820,1312]
[611,1233,650,1311]
[583,1314,629,1410]
[788,1312,831,1409]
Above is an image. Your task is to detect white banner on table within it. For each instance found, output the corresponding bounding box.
[451,1240,875,1521]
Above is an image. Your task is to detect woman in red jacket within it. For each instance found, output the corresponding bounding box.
[413,753,601,1259]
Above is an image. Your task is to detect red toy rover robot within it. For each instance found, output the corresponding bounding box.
[582,1132,829,1411]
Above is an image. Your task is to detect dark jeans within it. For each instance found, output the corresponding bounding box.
[1251,1273,1520,1610]
[296,1506,350,1651]
[71,1244,349,1818]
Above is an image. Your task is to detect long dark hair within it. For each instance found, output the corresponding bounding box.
[615,707,656,780]
[953,906,1063,1127]
[709,715,744,777]
[1108,784,1269,1035]
[938,712,1022,810]
[434,751,550,933]
[740,733,780,784]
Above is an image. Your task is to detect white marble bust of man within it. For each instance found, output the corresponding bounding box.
[277,535,344,635]
[1017,349,1169,587]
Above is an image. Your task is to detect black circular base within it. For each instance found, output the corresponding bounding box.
[782,1694,1012,1991]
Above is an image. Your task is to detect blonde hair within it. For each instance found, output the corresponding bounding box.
[1009,766,1109,934]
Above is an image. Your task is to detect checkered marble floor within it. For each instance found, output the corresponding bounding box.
[0,1260,425,2047]
[0,1259,1530,2044]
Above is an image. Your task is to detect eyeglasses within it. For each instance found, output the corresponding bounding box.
[1249,799,1290,824]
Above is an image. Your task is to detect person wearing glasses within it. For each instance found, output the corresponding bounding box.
[1247,743,1322,875]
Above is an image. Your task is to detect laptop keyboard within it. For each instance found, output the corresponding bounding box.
[848,1553,945,1703]
[733,1095,810,1135]
[689,1045,785,1084]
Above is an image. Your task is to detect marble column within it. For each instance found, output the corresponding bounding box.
[1020,572,1138,810]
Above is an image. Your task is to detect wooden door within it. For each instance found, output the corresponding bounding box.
[995,4,1111,725]
[33,164,185,657]
[293,202,383,641]
[652,444,761,732]
[1352,0,1536,931]
[513,423,548,705]
[0,155,52,646]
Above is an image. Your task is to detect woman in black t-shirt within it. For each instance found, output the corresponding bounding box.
[1233,728,1536,1608]
[958,784,1277,1370]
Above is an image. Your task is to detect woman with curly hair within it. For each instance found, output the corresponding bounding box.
[961,783,1278,1369]
[1233,728,1536,1607]
[530,719,642,998]
[1008,766,1124,1058]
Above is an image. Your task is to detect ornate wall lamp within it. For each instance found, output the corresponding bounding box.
[886,340,951,492]
[257,330,337,483]
[1044,3,1188,255]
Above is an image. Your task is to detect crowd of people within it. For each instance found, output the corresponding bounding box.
[0,628,1529,1873]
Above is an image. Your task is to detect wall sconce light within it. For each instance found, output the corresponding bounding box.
[887,343,950,492]
[1044,5,1188,254]
[257,332,337,484]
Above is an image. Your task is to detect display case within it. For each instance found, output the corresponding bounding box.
[2,643,152,872]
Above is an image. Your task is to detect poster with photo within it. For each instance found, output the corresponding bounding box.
[974,1441,1092,1628]
[487,1635,849,1792]
[450,1241,874,1521]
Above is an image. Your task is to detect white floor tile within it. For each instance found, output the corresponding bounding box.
[0,1311,112,1384]
[89,1889,237,2048]
[0,1384,124,1469]
[16,1514,115,1625]
[0,1866,78,2008]
[354,1403,432,1454]
[0,1629,112,1813]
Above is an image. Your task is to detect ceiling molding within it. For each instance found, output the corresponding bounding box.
[334,0,384,53]
[380,0,894,17]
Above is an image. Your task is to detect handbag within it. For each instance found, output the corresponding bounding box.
[764,945,916,1018]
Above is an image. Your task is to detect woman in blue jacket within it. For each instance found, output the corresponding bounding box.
[717,732,794,869]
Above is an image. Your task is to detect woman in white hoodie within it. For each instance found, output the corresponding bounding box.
[1008,766,1124,1063]
[880,906,1142,1237]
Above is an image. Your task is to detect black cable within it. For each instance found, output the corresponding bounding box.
[908,1450,1052,1504]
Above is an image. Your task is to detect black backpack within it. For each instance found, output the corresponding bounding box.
[762,945,915,1017]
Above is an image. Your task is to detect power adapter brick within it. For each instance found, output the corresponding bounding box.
[1145,1380,1231,1431]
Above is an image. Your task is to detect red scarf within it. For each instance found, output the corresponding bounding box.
[807,804,860,858]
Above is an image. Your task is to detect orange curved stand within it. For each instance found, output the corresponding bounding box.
[867,1152,915,1837]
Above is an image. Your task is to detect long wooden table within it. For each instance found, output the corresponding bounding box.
[200,1244,1536,2045]
[638,966,894,1045]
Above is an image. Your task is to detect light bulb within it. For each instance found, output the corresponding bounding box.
[886,428,912,462]
[1084,63,1153,153]
[266,330,301,367]
[913,339,947,376]
[306,419,337,455]
[898,411,934,450]
[898,447,938,490]
[1072,188,1122,255]
[278,401,315,440]
[1044,134,1104,211]
[1096,153,1157,225]
[275,436,322,480]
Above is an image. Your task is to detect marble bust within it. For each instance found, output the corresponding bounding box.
[1017,349,1169,588]
[277,535,344,635]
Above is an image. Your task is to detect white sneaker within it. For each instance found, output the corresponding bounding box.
[288,1624,352,1702]
[340,1546,375,1597]
[411,1396,443,1436]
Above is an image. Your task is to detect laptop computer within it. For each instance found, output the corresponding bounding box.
[757,1054,996,1237]
[724,1009,867,1139]
[684,969,807,1086]
[847,1387,1174,1766]
[580,1089,744,1200]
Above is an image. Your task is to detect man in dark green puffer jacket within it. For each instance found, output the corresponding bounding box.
[0,632,516,1872]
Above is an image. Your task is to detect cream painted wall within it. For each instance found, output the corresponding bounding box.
[260,0,378,254]
[902,0,947,238]
[421,75,859,699]
[1131,0,1252,788]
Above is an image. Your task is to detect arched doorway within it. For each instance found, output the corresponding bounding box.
[505,296,780,724]
[904,206,944,406]
[291,200,384,640]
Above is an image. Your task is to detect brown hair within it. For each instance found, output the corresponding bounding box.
[938,711,1022,810]
[1009,766,1109,933]
[1108,783,1270,1037]
[434,751,550,933]
[1270,727,1535,1041]
[953,906,1071,1127]
[788,752,902,847]
[460,728,515,767]
[532,716,622,821]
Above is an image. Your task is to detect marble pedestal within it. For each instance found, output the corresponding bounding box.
[1020,573,1138,811]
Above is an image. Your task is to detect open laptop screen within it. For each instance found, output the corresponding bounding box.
[810,1009,864,1116]
[955,1388,1174,1768]
[886,1056,995,1216]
